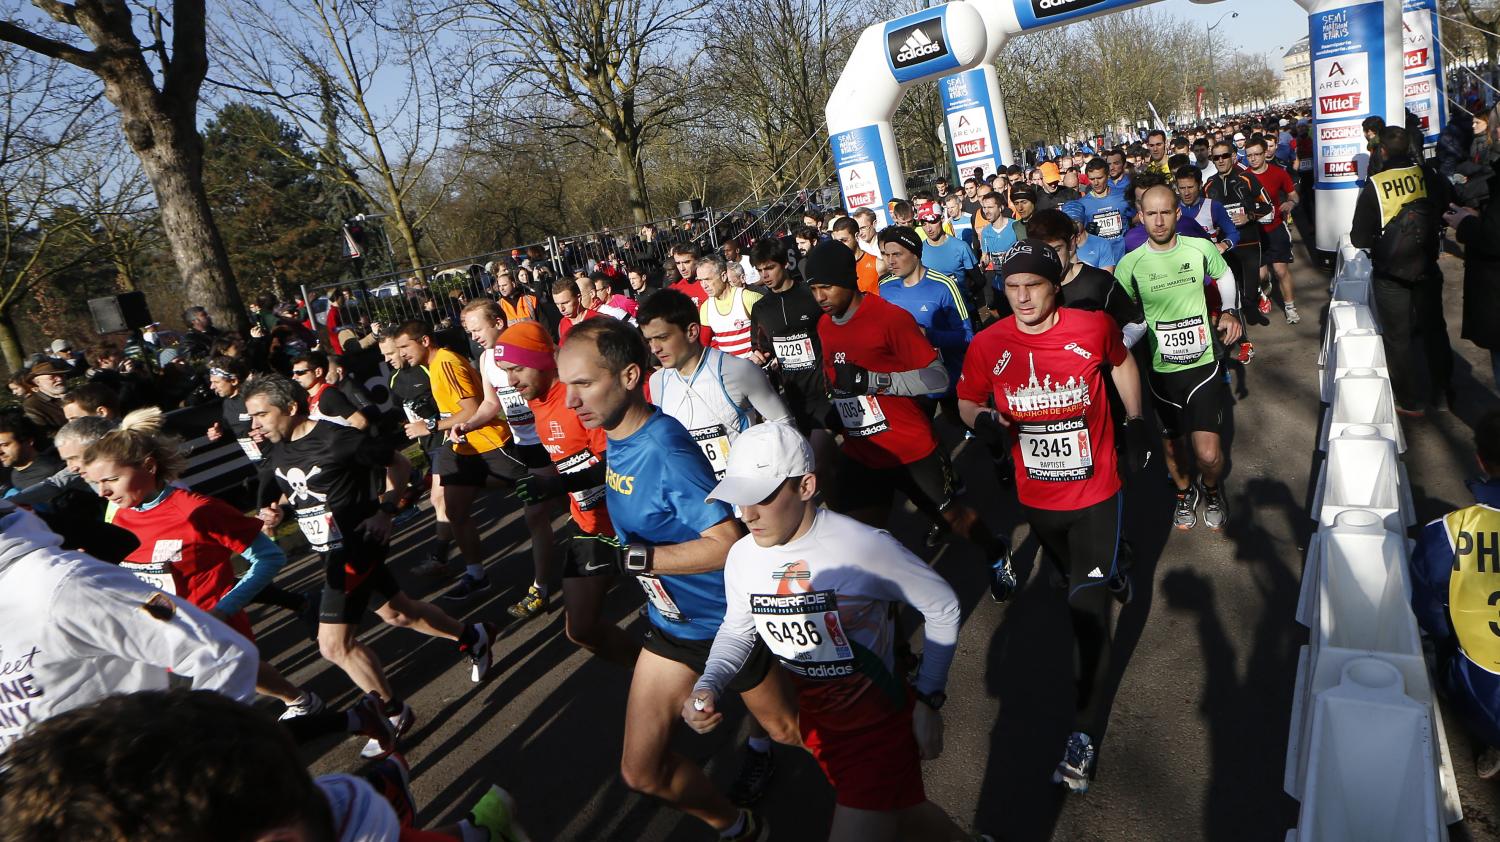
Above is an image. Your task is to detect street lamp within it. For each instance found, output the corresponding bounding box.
[1208,11,1239,118]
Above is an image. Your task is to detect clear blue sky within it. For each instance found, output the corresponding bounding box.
[1170,0,1309,71]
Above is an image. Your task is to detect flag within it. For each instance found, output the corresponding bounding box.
[1146,100,1168,133]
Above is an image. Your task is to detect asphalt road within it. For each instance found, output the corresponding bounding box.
[252,230,1500,841]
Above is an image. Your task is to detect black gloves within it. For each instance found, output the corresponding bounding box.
[972,410,1008,449]
[831,362,884,396]
[1124,416,1153,474]
[514,472,567,505]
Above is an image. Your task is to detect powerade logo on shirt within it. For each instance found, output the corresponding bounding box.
[883,10,958,83]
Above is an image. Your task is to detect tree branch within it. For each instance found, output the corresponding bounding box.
[0,20,97,69]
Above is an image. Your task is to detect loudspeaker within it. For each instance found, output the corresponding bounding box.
[88,292,153,334]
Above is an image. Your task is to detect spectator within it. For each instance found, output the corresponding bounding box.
[49,339,84,373]
[8,371,33,399]
[0,412,63,494]
[22,358,70,435]
[179,306,224,360]
[60,381,122,421]
[1444,184,1500,390]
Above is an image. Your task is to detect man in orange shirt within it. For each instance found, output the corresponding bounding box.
[830,216,881,296]
[393,320,527,600]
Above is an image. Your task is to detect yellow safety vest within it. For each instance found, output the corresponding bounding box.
[1442,504,1500,671]
[1370,164,1427,229]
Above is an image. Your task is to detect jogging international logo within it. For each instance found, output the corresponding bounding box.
[1030,0,1112,20]
[887,21,946,69]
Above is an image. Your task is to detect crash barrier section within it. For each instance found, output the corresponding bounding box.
[1286,246,1460,841]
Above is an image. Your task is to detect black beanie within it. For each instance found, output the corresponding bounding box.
[1000,239,1064,285]
[877,225,923,260]
[802,239,858,290]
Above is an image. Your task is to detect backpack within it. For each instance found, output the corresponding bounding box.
[1372,194,1440,283]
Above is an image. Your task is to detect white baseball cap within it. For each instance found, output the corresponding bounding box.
[705,422,815,507]
[50,339,70,353]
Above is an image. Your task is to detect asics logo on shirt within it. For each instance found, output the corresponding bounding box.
[606,466,635,495]
[993,350,1012,376]
[1065,342,1093,360]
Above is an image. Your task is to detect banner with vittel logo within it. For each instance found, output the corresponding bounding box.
[939,68,1004,181]
[831,125,897,228]
[1310,2,1387,190]
[1402,0,1445,147]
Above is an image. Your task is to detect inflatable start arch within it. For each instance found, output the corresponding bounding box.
[826,0,1444,252]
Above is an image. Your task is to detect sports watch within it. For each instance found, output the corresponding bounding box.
[624,543,652,573]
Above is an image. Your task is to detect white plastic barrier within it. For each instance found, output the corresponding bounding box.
[1292,659,1443,842]
[1311,424,1415,533]
[1318,300,1377,368]
[1320,329,1390,403]
[1319,368,1406,453]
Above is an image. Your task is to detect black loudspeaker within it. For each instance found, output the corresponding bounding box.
[88,292,153,334]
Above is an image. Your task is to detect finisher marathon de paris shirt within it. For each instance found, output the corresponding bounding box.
[958,308,1126,511]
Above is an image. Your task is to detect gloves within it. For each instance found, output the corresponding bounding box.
[831,362,891,397]
[514,472,566,505]
[971,410,1008,449]
[1123,416,1153,474]
[570,533,651,576]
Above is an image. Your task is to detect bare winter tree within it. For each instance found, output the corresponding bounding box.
[0,0,247,334]
[454,0,709,223]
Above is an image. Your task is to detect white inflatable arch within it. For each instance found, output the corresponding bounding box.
[826,0,1440,251]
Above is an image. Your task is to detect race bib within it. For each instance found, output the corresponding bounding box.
[1225,202,1249,227]
[773,333,817,371]
[834,395,888,437]
[1094,211,1123,239]
[236,436,263,462]
[557,449,606,511]
[124,561,178,595]
[751,589,854,677]
[1156,315,1210,365]
[498,386,535,427]
[1017,416,1094,482]
[689,424,732,479]
[637,575,684,623]
[296,506,343,552]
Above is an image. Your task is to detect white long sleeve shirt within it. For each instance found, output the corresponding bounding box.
[696,510,960,720]
[0,503,258,751]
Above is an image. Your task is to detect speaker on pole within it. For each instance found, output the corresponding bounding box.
[88,292,153,334]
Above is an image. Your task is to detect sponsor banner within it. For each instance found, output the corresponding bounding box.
[1013,0,1140,30]
[884,8,960,84]
[939,67,1004,176]
[831,125,896,228]
[1403,0,1446,146]
[1310,2,1386,190]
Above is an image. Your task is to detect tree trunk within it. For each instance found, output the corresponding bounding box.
[615,138,651,223]
[0,313,23,372]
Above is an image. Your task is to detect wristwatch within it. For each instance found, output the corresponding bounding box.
[1220,308,1240,318]
[625,543,652,574]
[913,689,947,711]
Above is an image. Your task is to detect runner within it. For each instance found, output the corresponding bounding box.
[1205,139,1274,322]
[1063,158,1130,270]
[1114,185,1242,532]
[1175,165,1253,365]
[829,217,882,296]
[803,240,1016,599]
[1025,210,1143,336]
[637,289,791,480]
[978,192,1022,314]
[876,226,973,398]
[697,255,762,360]
[394,319,528,598]
[246,374,501,758]
[913,201,981,316]
[557,317,798,838]
[378,331,447,571]
[957,239,1150,792]
[684,423,991,842]
[292,351,367,429]
[452,299,557,621]
[498,321,642,667]
[669,242,710,306]
[1244,135,1301,324]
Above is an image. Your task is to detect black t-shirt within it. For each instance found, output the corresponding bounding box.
[1060,264,1143,329]
[311,384,359,423]
[750,281,831,416]
[264,421,394,553]
[10,450,63,492]
[389,365,439,450]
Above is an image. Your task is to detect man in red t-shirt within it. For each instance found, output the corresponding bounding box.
[552,276,600,342]
[803,240,1016,597]
[668,242,709,307]
[1245,136,1301,324]
[956,239,1149,794]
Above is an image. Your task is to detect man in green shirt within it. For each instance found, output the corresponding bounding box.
[1115,185,1242,532]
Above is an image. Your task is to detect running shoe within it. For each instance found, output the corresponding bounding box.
[924,523,948,550]
[724,809,769,842]
[361,701,415,759]
[412,552,456,579]
[989,544,1018,603]
[1257,291,1272,315]
[1172,485,1200,531]
[278,690,326,721]
[362,753,415,828]
[1201,484,1228,531]
[468,784,530,842]
[506,585,547,620]
[443,573,493,601]
[1284,303,1301,325]
[350,692,399,759]
[1053,731,1097,792]
[1235,341,1255,365]
[728,745,775,807]
[1478,746,1500,780]
[464,621,501,683]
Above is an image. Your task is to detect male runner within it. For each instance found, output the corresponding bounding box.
[669,242,709,306]
[247,374,500,758]
[684,423,990,841]
[913,201,980,311]
[1205,140,1275,322]
[876,226,973,394]
[1244,135,1301,324]
[1114,186,1242,531]
[452,298,557,620]
[830,217,882,296]
[557,318,798,839]
[1063,158,1131,269]
[977,192,1022,313]
[957,240,1150,792]
[637,289,790,480]
[1025,210,1142,337]
[803,240,1016,599]
[697,255,762,360]
[292,351,367,429]
[205,355,266,464]
[394,320,527,599]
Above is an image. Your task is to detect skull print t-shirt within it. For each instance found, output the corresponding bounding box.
[263,420,395,554]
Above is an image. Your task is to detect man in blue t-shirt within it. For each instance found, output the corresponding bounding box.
[914,200,978,305]
[1063,158,1131,266]
[877,225,972,396]
[556,317,796,838]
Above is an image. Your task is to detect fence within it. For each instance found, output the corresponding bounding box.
[1284,242,1460,841]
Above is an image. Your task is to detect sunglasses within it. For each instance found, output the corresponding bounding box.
[291,369,312,376]
[1211,153,1234,161]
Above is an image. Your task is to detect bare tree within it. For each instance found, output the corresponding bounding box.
[1455,0,1500,87]
[0,0,247,334]
[455,0,708,223]
[216,0,478,275]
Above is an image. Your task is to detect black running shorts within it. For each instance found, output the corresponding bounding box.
[1147,361,1228,439]
[643,624,775,694]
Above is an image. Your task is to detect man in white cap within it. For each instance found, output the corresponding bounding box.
[49,339,82,372]
[682,422,991,842]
